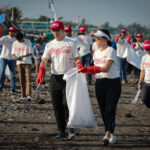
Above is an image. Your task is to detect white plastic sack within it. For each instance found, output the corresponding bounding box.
[5,65,11,80]
[63,68,97,128]
[132,90,141,104]
[122,43,142,70]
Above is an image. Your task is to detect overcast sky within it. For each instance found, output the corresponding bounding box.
[0,0,150,27]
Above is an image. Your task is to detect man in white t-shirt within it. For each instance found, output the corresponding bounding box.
[77,26,93,85]
[12,32,33,101]
[0,27,16,93]
[36,21,82,140]
[115,29,129,84]
[138,40,150,108]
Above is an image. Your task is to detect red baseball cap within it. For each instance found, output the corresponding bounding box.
[64,26,72,32]
[79,26,86,32]
[144,41,150,50]
[8,26,16,32]
[121,29,127,33]
[136,33,143,38]
[51,21,64,30]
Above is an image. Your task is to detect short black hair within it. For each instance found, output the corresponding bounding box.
[16,32,24,41]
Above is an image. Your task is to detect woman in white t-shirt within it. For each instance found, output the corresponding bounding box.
[12,32,33,101]
[80,29,121,145]
[138,40,150,108]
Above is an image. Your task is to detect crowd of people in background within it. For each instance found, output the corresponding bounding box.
[0,21,150,146]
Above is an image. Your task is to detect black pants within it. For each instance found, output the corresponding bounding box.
[142,83,150,108]
[95,78,121,133]
[50,74,69,132]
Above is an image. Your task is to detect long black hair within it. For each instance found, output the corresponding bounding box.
[99,29,112,46]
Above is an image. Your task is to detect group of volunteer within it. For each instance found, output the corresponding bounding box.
[0,20,150,146]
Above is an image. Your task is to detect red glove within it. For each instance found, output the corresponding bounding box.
[76,61,83,69]
[36,66,45,85]
[79,66,101,75]
[115,34,121,42]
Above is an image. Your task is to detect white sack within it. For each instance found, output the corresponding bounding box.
[63,68,97,128]
[122,43,142,70]
[5,65,11,80]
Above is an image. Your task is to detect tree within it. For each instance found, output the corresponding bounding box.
[0,5,22,21]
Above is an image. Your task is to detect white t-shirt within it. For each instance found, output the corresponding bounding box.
[65,36,80,49]
[78,34,93,57]
[0,35,16,60]
[93,47,119,79]
[42,37,80,75]
[12,39,33,65]
[116,37,127,58]
[134,42,146,58]
[141,54,150,84]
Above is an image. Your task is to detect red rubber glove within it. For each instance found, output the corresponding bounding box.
[76,61,83,69]
[36,66,45,85]
[115,34,121,42]
[79,66,101,75]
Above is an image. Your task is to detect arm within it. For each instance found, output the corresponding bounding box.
[100,60,114,72]
[138,70,145,90]
[115,34,121,43]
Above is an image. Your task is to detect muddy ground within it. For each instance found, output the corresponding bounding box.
[0,68,150,150]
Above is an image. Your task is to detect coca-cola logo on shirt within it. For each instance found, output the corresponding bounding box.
[49,46,71,55]
[94,56,107,65]
[144,62,150,67]
[15,47,28,52]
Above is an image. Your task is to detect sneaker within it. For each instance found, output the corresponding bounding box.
[0,87,2,92]
[19,97,27,102]
[68,128,76,140]
[53,131,66,140]
[11,89,16,95]
[109,136,117,144]
[27,96,32,101]
[103,136,109,146]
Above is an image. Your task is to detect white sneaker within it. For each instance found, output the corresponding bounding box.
[109,136,117,144]
[103,136,109,146]
[21,97,27,101]
[27,96,32,101]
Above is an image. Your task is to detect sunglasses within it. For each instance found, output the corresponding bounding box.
[52,29,61,32]
[145,49,150,51]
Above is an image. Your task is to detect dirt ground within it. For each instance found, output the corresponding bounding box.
[0,68,150,150]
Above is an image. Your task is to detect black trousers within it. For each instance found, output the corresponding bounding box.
[50,74,69,132]
[95,78,121,133]
[142,82,150,108]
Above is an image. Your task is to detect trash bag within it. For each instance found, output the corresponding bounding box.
[5,65,11,80]
[63,68,97,128]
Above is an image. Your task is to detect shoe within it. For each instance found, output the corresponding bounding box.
[0,87,2,92]
[53,131,66,140]
[68,128,76,140]
[27,96,32,101]
[109,136,117,144]
[42,81,46,84]
[19,97,27,102]
[103,136,109,146]
[88,81,92,86]
[11,89,16,95]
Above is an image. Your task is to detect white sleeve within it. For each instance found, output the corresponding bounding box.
[42,43,50,59]
[28,40,33,54]
[0,36,5,45]
[11,43,15,55]
[88,36,93,45]
[106,48,116,61]
[141,56,145,70]
[72,41,80,58]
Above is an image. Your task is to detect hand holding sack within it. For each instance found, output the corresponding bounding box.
[76,61,83,69]
[79,66,101,75]
[36,66,45,85]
